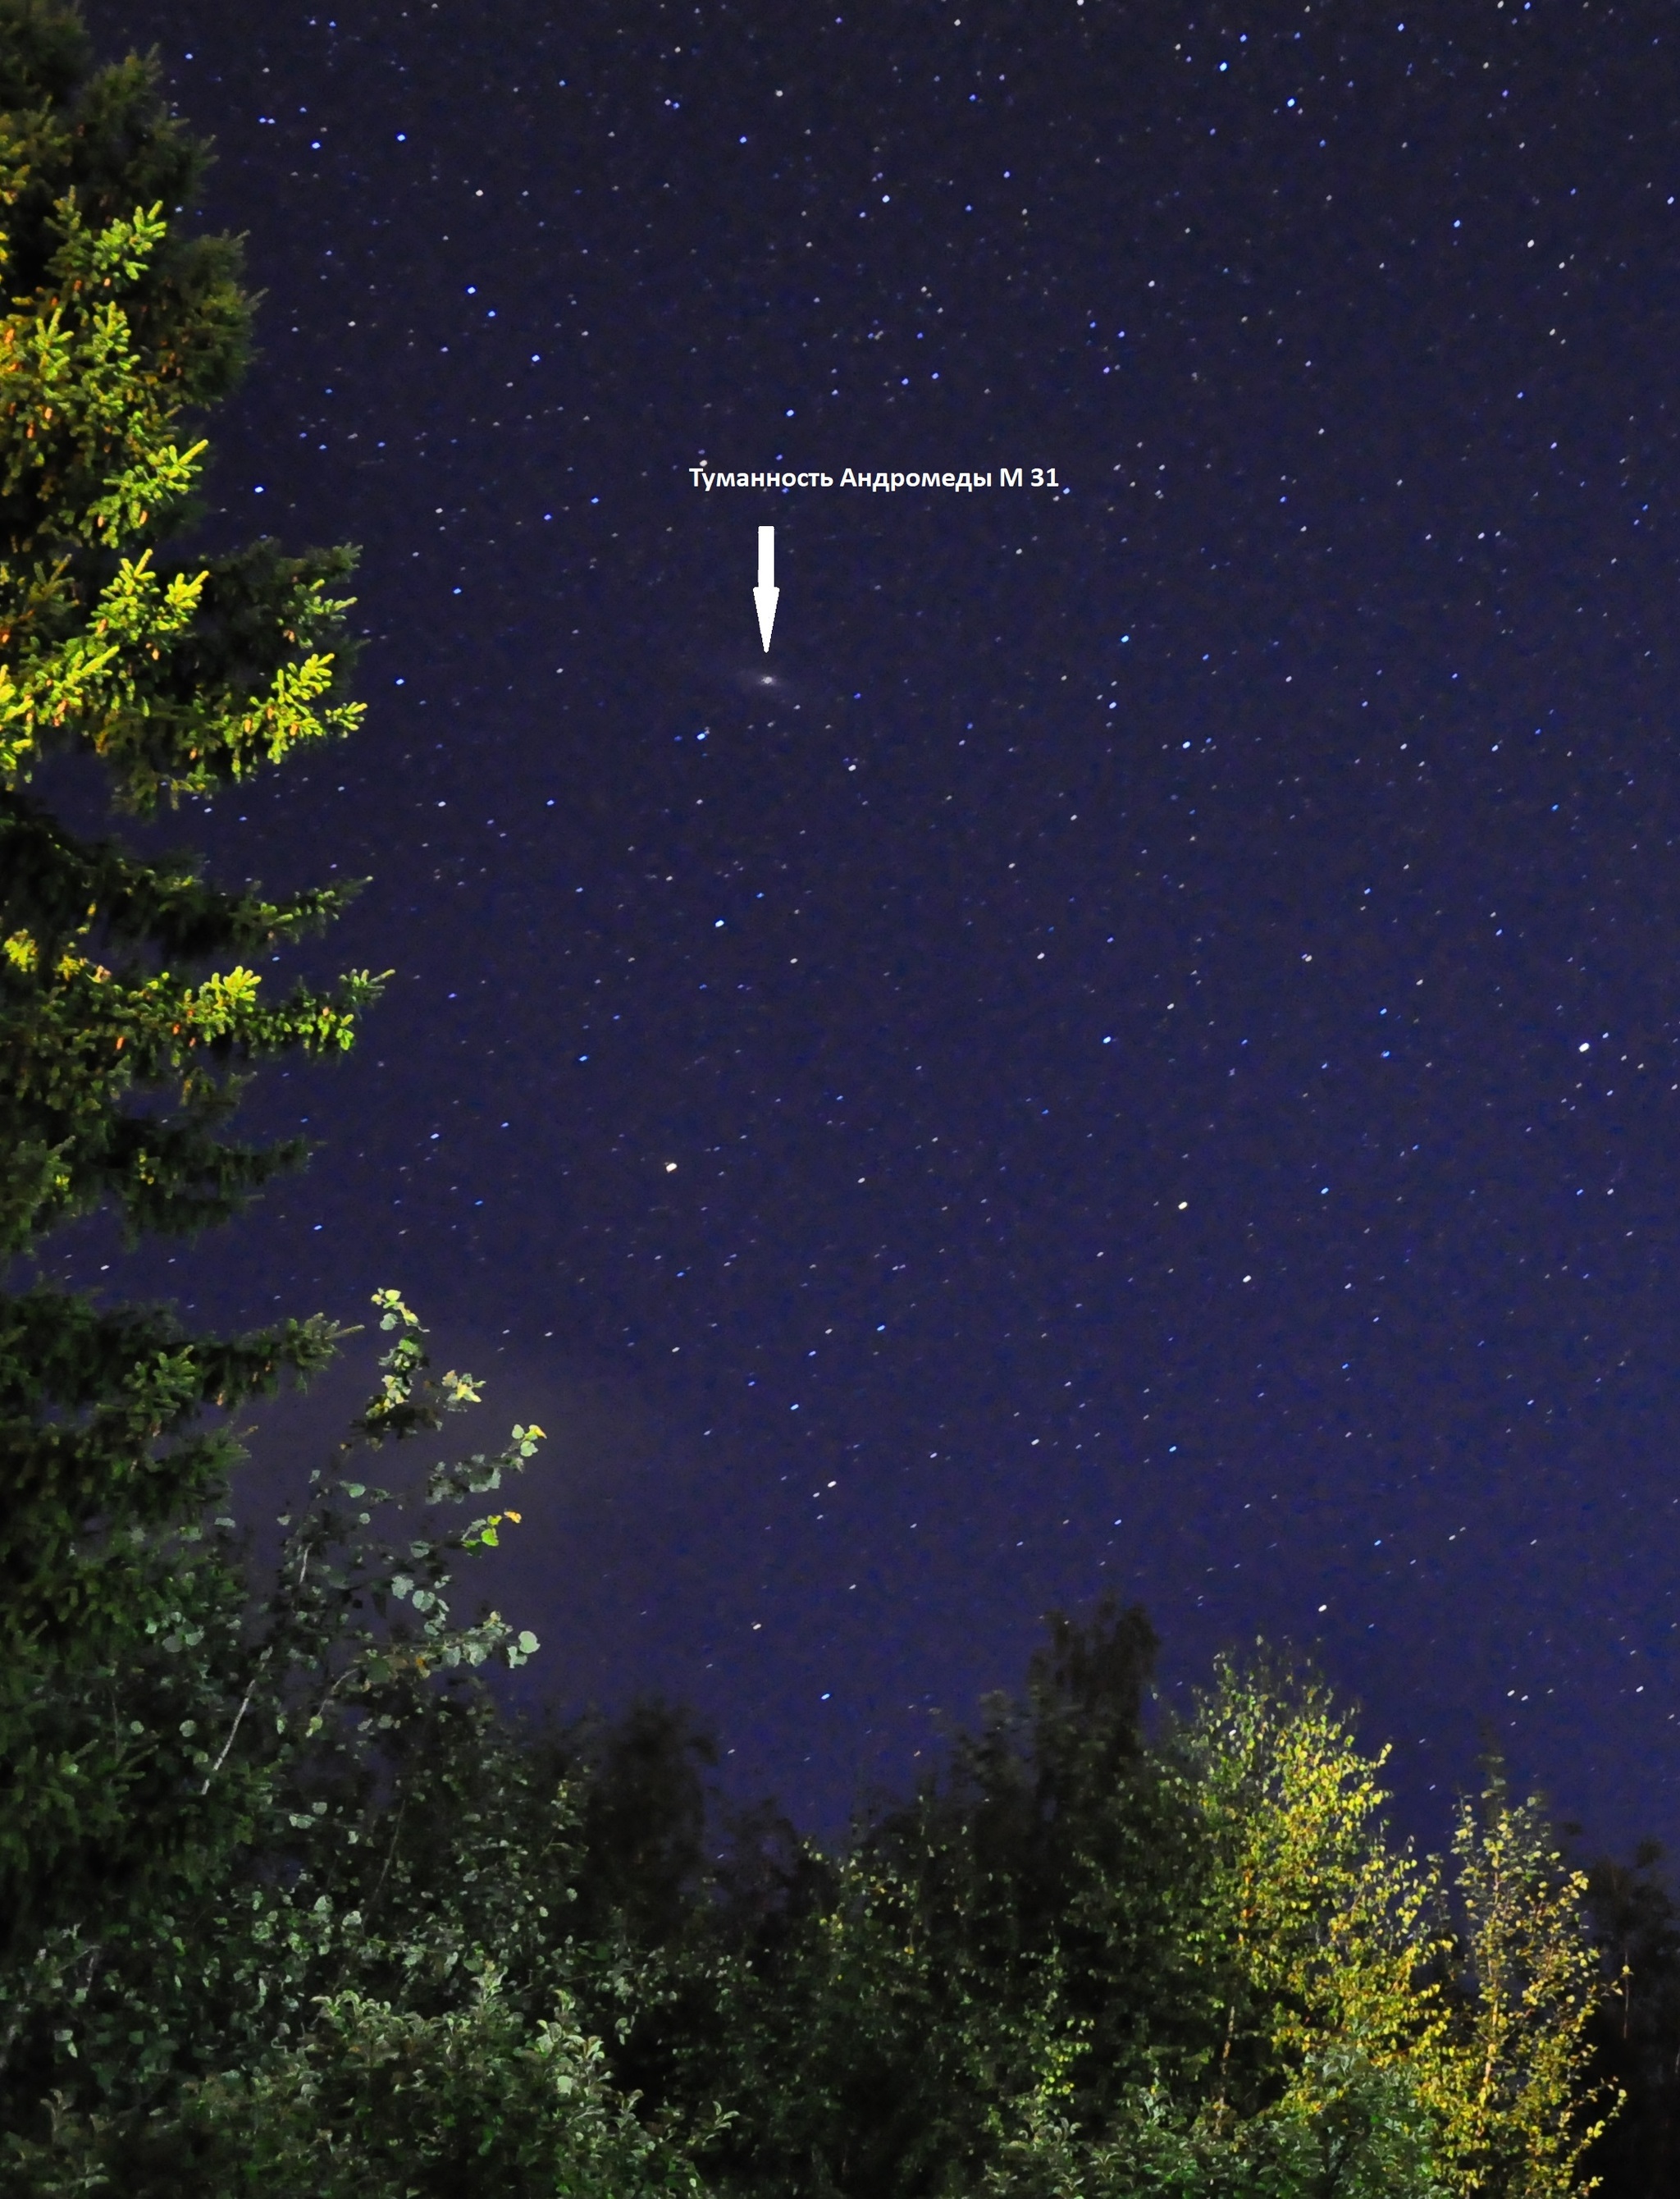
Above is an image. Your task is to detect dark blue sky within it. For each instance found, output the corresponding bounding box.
[61,0,1680,1856]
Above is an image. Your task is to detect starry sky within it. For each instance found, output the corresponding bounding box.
[61,0,1680,1857]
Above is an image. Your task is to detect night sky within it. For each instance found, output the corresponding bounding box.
[57,0,1680,1858]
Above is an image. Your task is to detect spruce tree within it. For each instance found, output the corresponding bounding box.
[0,0,377,1998]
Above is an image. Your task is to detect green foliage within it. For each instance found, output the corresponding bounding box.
[11,1978,719,2197]
[1422,1780,1613,2199]
[0,1287,340,1647]
[1183,1658,1611,2199]
[0,1295,554,2128]
[0,1292,734,2196]
[0,0,380,1252]
[1185,1653,1449,2108]
[984,2047,1445,2199]
[0,7,361,811]
[0,1286,349,2035]
[639,1595,1219,2199]
[616,1625,1613,2199]
[0,0,385,2088]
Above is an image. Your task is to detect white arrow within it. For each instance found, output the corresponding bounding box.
[753,524,779,652]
